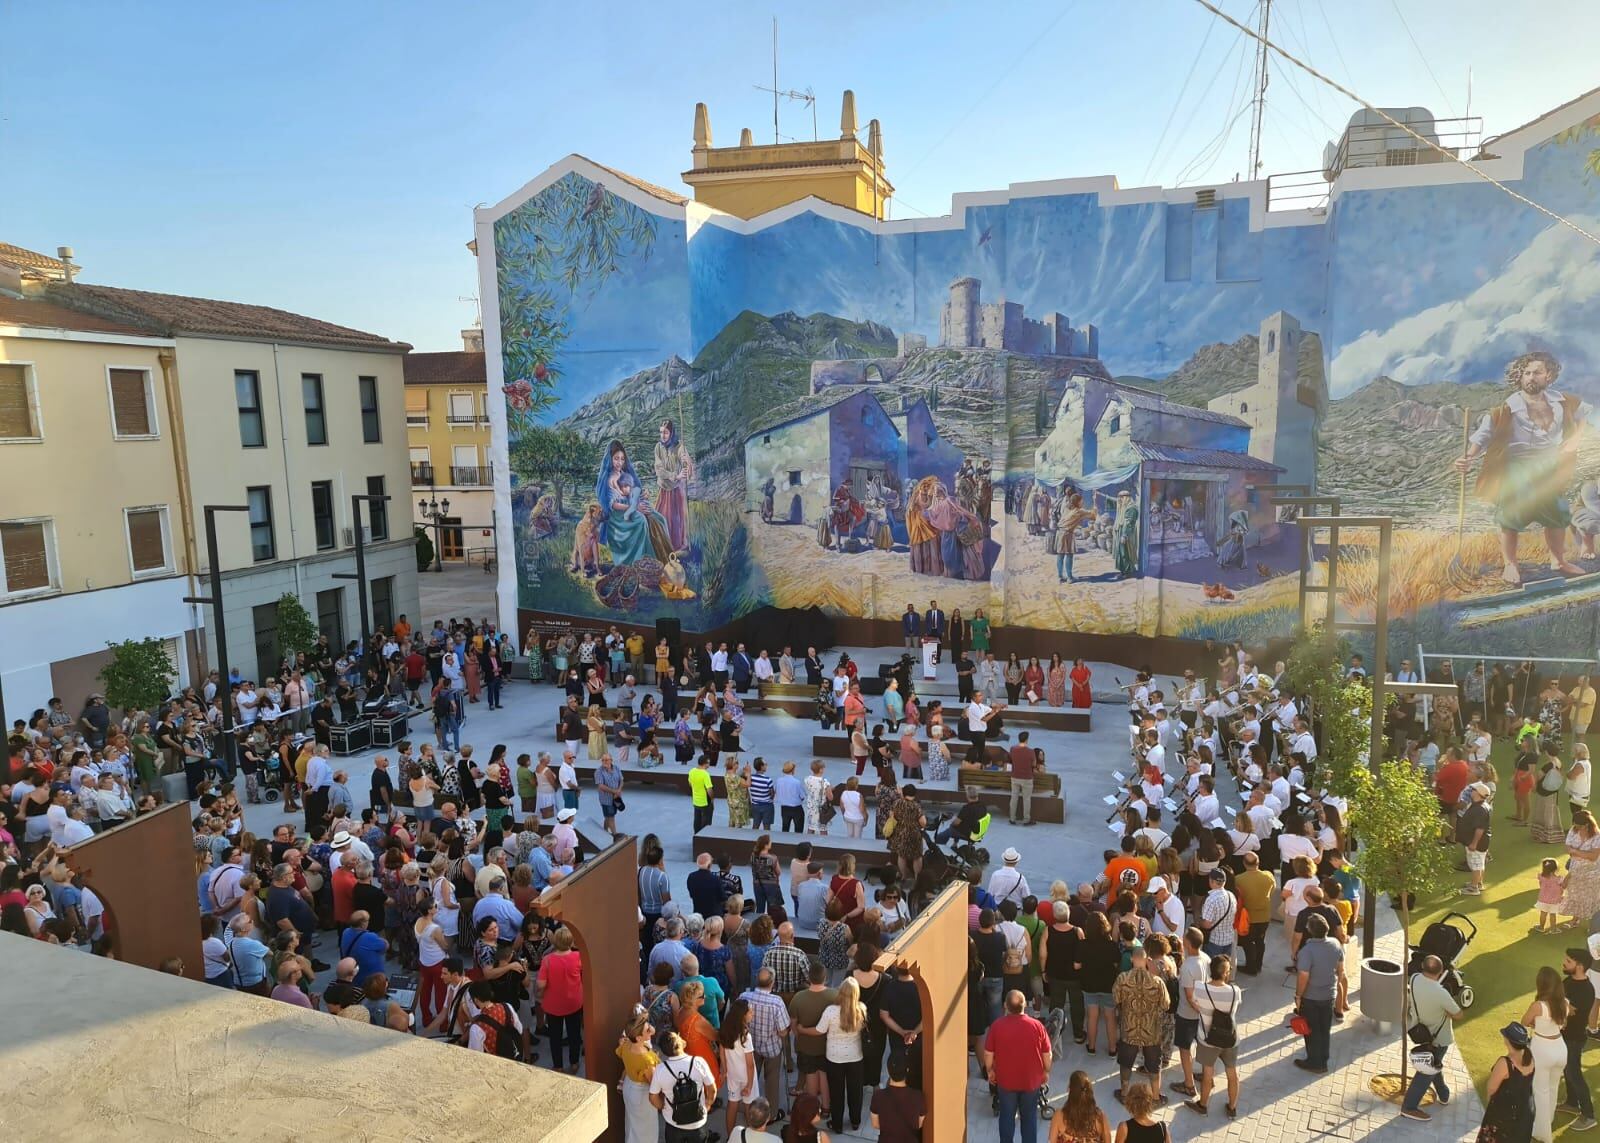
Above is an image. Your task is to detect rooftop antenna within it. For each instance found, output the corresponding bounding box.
[1246,0,1272,179]
[754,20,819,141]
[457,294,481,326]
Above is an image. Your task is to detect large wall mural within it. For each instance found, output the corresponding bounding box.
[488,100,1600,655]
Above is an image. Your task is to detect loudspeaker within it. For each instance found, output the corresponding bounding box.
[655,618,682,648]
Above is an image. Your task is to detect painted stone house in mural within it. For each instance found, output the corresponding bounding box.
[744,387,902,530]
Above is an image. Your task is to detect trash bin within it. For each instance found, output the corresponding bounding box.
[1360,957,1404,1029]
[161,770,190,807]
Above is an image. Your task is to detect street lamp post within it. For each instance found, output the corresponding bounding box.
[333,492,393,668]
[182,504,251,777]
[418,494,450,573]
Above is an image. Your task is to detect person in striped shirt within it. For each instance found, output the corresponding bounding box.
[749,757,776,829]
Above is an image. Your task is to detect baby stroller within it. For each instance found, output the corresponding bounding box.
[1407,912,1477,1008]
[989,1079,1054,1121]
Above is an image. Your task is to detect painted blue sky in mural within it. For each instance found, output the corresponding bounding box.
[528,111,1600,419]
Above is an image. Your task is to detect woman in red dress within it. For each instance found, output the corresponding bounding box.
[1022,658,1047,705]
[1070,658,1093,709]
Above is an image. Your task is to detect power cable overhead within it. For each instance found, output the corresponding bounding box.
[1187,0,1600,249]
[1387,0,1457,116]
[1140,6,1224,184]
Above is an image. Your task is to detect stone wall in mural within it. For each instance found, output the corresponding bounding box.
[492,101,1600,655]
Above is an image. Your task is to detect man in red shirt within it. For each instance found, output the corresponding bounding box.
[981,989,1052,1143]
[404,646,428,705]
[1008,730,1037,826]
[1434,747,1471,820]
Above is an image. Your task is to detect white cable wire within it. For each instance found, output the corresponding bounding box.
[1189,0,1600,249]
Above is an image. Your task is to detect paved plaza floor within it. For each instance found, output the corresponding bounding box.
[235,646,1481,1141]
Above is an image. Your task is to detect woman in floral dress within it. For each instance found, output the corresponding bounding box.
[874,763,899,839]
[1046,654,1068,707]
[803,760,833,835]
[725,759,751,828]
[889,787,927,886]
[925,725,951,781]
[1559,810,1600,928]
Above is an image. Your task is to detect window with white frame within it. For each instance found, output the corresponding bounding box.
[447,391,476,423]
[0,518,58,596]
[107,366,158,438]
[0,362,42,441]
[124,505,171,576]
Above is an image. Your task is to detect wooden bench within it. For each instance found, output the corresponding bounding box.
[692,825,893,869]
[956,767,1062,796]
[996,706,1092,733]
[810,734,1010,764]
[760,682,815,699]
[568,762,1066,824]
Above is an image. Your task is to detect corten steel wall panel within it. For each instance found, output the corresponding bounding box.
[66,801,203,979]
[874,881,970,1141]
[537,833,642,1142]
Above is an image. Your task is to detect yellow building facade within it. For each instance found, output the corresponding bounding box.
[404,333,496,561]
[682,90,893,221]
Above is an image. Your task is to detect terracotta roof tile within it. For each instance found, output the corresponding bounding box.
[0,242,71,279]
[0,296,161,338]
[404,350,487,386]
[43,283,408,352]
[579,156,689,206]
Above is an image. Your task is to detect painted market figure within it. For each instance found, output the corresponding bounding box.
[1051,490,1092,583]
[760,476,777,524]
[1113,489,1141,579]
[1216,510,1251,571]
[653,419,694,552]
[1454,351,1590,585]
[829,482,867,550]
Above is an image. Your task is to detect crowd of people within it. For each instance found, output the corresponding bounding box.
[8,602,1600,1141]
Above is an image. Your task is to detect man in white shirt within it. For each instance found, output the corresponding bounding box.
[1180,672,1204,727]
[965,696,1002,765]
[237,683,260,726]
[1192,777,1221,827]
[1289,717,1318,761]
[208,847,249,921]
[1269,766,1291,810]
[1143,728,1167,775]
[988,849,1030,907]
[1202,693,1228,723]
[1149,876,1185,937]
[558,752,580,810]
[1171,928,1212,1101]
[1244,790,1277,838]
[1395,659,1420,685]
[1136,809,1172,854]
[92,773,134,826]
[711,643,730,688]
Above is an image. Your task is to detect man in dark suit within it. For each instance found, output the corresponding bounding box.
[902,604,922,650]
[923,600,946,664]
[730,643,754,693]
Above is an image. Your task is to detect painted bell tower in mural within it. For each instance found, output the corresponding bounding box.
[1208,310,1326,490]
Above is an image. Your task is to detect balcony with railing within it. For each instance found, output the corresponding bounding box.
[410,462,435,487]
[1266,114,1483,212]
[406,412,430,428]
[450,464,495,486]
[446,413,487,427]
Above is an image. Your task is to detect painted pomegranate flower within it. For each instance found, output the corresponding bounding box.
[503,379,536,410]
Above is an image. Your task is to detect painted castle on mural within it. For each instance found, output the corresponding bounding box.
[485,91,1600,652]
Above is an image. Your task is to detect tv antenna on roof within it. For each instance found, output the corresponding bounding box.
[457,294,481,325]
[754,18,818,142]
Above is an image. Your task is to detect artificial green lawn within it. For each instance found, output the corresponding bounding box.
[1405,731,1596,1119]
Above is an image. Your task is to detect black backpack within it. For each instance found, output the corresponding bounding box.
[472,1006,524,1061]
[664,1056,703,1126]
[1202,984,1237,1049]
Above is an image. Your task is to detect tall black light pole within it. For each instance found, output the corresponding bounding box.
[418,493,450,573]
[333,492,392,667]
[183,504,250,775]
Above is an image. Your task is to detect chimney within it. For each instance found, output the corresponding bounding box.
[693,102,713,149]
[57,246,77,283]
[461,327,484,353]
[840,89,858,140]
[739,127,753,147]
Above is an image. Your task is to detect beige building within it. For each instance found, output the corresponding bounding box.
[0,293,202,713]
[44,281,422,681]
[0,240,422,715]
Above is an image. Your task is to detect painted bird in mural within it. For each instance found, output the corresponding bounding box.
[583,182,607,218]
[1256,562,1273,579]
[978,226,993,248]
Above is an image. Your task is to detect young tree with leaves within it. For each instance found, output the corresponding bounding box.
[509,424,593,519]
[275,592,319,658]
[99,638,177,714]
[1348,759,1456,1085]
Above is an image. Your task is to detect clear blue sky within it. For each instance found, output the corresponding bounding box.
[4,0,1595,351]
